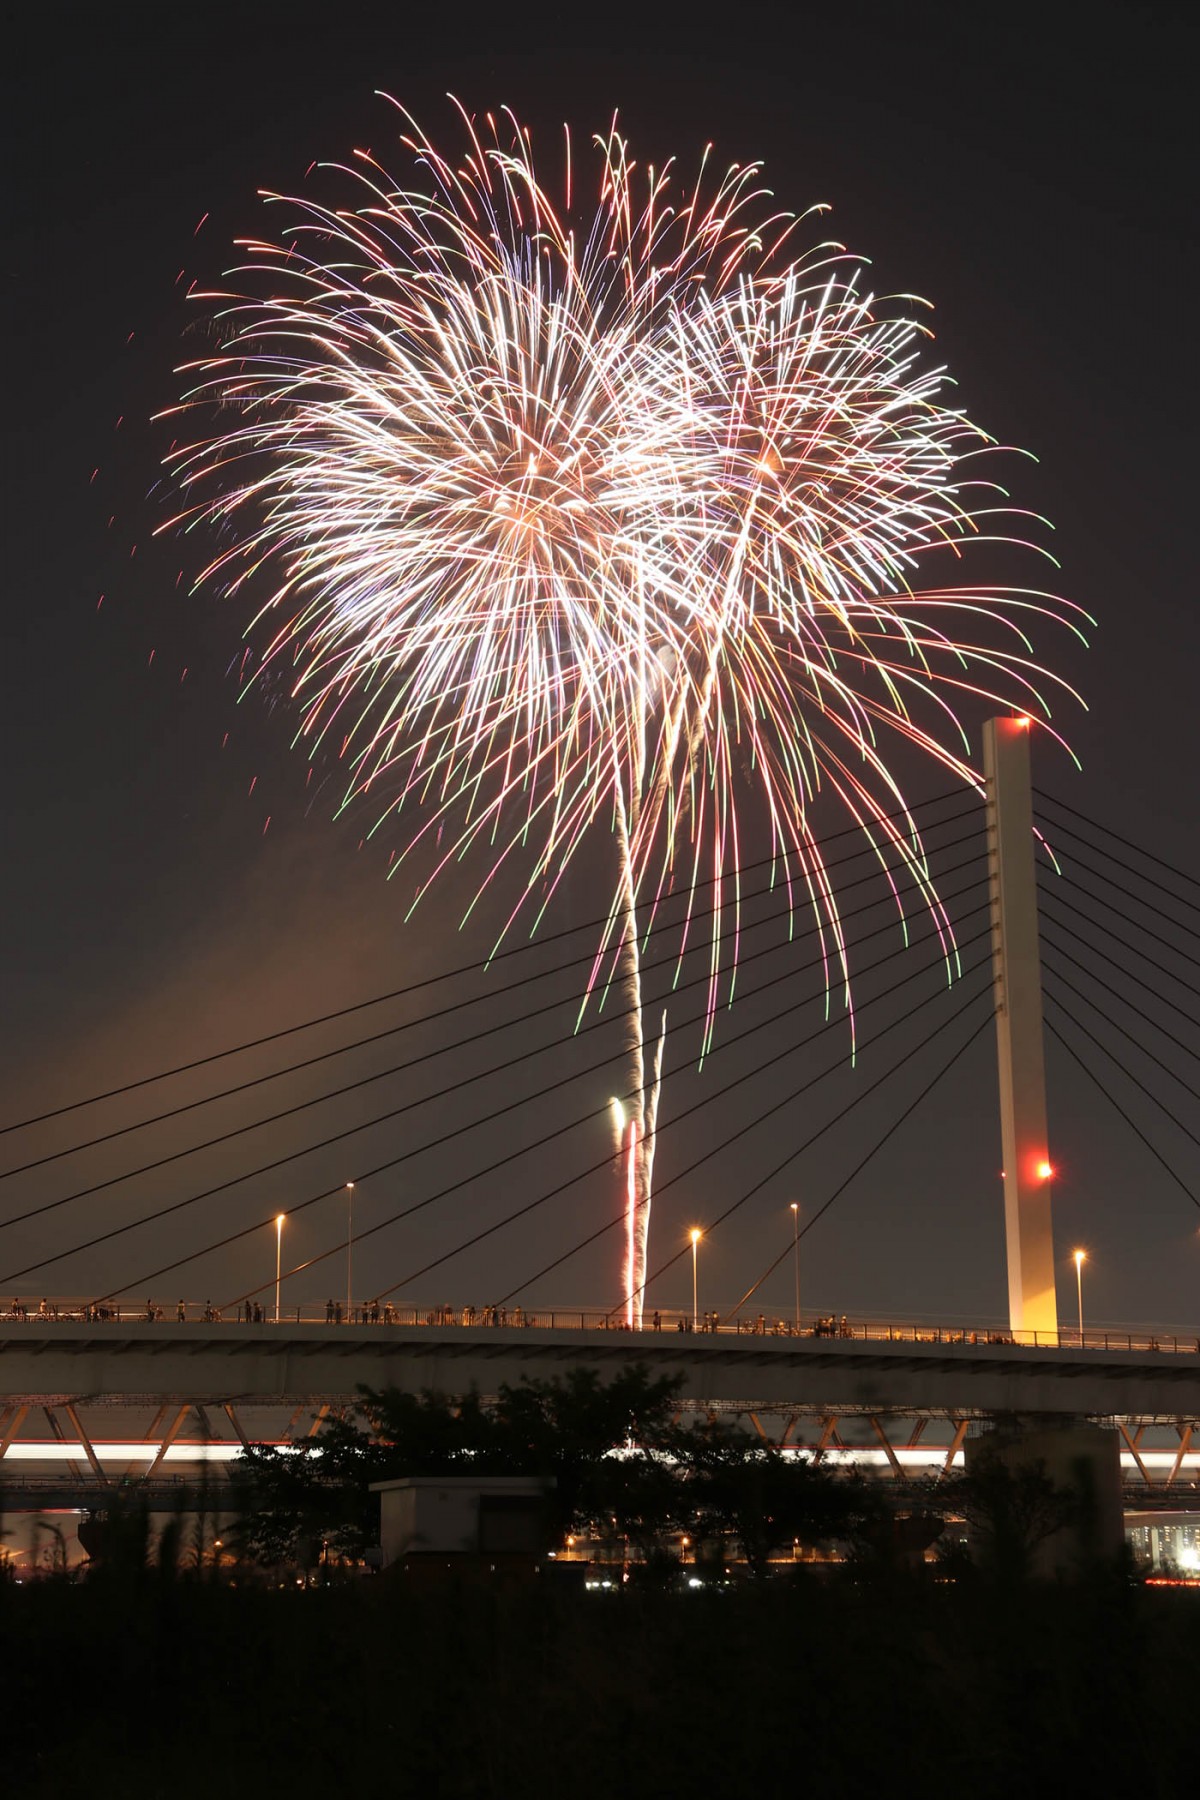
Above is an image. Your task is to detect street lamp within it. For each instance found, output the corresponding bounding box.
[345,1181,355,1321]
[790,1202,801,1332]
[690,1228,701,1331]
[1073,1248,1086,1344]
[274,1213,285,1324]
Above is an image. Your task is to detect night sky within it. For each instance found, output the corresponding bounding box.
[3,0,1196,1332]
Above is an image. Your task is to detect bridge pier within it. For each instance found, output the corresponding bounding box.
[985,715,1059,1338]
[964,1418,1125,1574]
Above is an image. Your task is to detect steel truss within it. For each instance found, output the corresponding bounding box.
[1,1398,1195,1518]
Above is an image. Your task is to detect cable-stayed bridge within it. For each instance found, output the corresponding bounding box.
[1,722,1198,1530]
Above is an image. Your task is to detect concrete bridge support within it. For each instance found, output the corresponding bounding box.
[985,716,1059,1338]
[964,1420,1125,1574]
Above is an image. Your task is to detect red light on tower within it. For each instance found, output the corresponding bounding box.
[1036,1159,1053,1182]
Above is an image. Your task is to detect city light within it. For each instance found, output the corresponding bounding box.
[1073,1248,1087,1342]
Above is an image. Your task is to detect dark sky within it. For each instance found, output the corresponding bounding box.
[2,0,1196,1332]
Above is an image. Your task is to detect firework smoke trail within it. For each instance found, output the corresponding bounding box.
[163,99,1088,1320]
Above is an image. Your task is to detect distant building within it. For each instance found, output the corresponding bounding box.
[370,1475,554,1574]
[1125,1512,1200,1575]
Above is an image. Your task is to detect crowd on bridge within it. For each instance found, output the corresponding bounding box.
[8,1296,859,1334]
[0,1297,998,1343]
[4,1296,1193,1354]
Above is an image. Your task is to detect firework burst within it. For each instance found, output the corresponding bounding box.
[163,99,1087,1323]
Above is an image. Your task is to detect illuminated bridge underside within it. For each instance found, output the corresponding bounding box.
[1,1323,1196,1415]
[2,1328,1196,1508]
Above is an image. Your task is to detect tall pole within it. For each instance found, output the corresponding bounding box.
[984,717,1059,1337]
[274,1214,284,1325]
[690,1228,700,1331]
[345,1181,354,1321]
[790,1203,800,1331]
[1074,1249,1086,1342]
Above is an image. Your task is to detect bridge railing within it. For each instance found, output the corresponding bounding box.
[3,1299,1196,1354]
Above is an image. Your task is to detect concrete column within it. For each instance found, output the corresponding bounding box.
[964,1420,1124,1575]
[984,717,1059,1337]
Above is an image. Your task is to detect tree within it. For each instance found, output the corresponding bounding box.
[581,1448,690,1567]
[233,1367,686,1567]
[232,1440,368,1566]
[682,1425,869,1576]
[489,1364,686,1535]
[951,1459,1080,1581]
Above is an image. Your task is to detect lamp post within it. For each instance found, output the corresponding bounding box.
[345,1181,355,1321]
[790,1202,800,1332]
[274,1213,284,1324]
[1073,1248,1086,1344]
[690,1228,701,1331]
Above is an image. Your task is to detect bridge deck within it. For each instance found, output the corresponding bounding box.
[2,1322,1196,1415]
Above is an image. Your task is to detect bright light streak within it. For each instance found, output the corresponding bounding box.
[4,1442,1195,1474]
[624,1117,640,1329]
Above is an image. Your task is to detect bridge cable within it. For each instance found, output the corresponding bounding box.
[719,1003,999,1322]
[1038,924,1200,1053]
[1036,883,1200,1008]
[93,948,994,1308]
[0,876,992,1242]
[11,921,989,1293]
[369,973,996,1316]
[1044,1012,1200,1214]
[1034,866,1200,976]
[1042,982,1200,1157]
[616,992,997,1321]
[487,980,994,1310]
[165,946,999,1312]
[1030,831,1200,943]
[2,831,988,1183]
[1040,956,1200,1106]
[1035,789,1200,902]
[0,786,976,1138]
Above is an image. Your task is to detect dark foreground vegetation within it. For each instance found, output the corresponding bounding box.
[3,1559,1197,1800]
[4,1370,1195,1798]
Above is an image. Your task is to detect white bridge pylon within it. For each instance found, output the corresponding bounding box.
[984,716,1059,1337]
